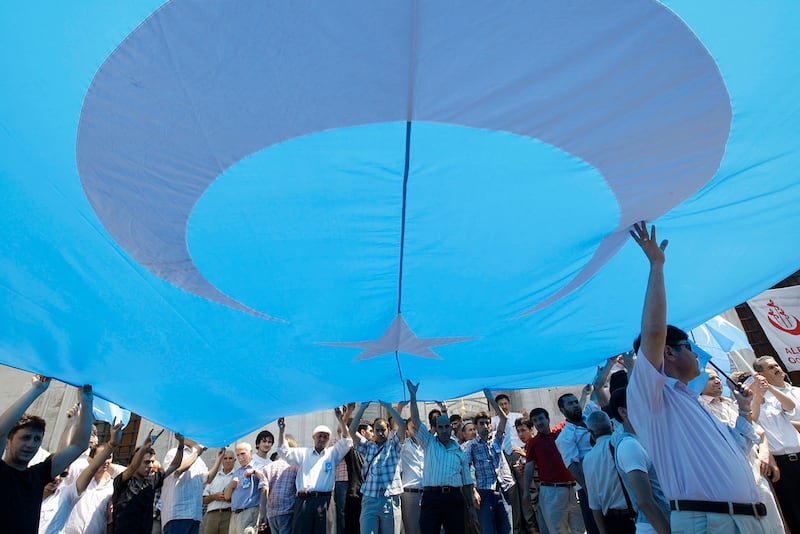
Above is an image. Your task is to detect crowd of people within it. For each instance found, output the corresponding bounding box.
[2,223,800,534]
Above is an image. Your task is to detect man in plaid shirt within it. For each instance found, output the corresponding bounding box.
[463,390,513,534]
[350,401,407,533]
[258,436,300,534]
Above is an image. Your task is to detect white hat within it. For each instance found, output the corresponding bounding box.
[312,425,332,437]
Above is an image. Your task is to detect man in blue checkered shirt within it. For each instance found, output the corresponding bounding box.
[350,401,407,533]
[463,389,513,534]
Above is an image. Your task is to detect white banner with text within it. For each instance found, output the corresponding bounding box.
[748,286,800,371]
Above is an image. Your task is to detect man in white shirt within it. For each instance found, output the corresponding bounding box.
[627,222,768,534]
[202,449,235,534]
[278,407,353,533]
[252,430,274,470]
[555,391,600,534]
[751,355,800,533]
[41,422,123,534]
[583,411,635,533]
[161,438,209,534]
[399,418,424,534]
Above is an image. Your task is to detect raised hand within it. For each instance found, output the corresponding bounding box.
[66,403,80,424]
[78,384,93,403]
[110,419,124,447]
[406,380,419,396]
[630,221,668,264]
[32,374,52,392]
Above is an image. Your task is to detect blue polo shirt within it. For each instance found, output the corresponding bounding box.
[231,464,260,511]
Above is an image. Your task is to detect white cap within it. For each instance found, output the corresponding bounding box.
[312,425,332,437]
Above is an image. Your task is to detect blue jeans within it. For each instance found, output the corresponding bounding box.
[477,490,511,534]
[359,494,401,534]
[335,480,348,533]
[269,513,294,534]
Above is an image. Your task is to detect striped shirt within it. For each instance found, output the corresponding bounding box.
[416,423,472,488]
[357,432,403,498]
[259,459,299,517]
[161,446,208,524]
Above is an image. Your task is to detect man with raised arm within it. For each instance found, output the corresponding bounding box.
[278,407,353,533]
[0,375,93,533]
[407,380,476,534]
[40,420,124,534]
[161,437,208,534]
[113,430,184,534]
[463,389,513,534]
[348,400,407,533]
[627,222,769,533]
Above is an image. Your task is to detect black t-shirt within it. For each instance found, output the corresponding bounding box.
[0,456,53,534]
[112,471,164,534]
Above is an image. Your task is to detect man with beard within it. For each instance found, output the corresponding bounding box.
[350,401,406,533]
[555,392,599,534]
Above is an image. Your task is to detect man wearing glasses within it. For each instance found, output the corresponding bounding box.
[350,401,407,533]
[627,222,767,533]
[406,380,477,534]
[751,355,800,533]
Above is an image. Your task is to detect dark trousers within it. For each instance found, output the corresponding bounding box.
[602,510,636,534]
[420,489,465,534]
[772,453,800,534]
[577,488,600,534]
[344,495,361,534]
[292,495,330,534]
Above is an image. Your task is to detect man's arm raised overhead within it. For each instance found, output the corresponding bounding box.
[630,221,668,368]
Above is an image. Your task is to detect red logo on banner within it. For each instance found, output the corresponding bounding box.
[766,299,800,335]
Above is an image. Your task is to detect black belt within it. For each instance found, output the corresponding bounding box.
[404,487,423,493]
[774,452,799,462]
[605,508,635,517]
[669,500,767,517]
[297,491,332,498]
[232,507,256,514]
[423,486,461,493]
[206,508,231,513]
[540,481,576,487]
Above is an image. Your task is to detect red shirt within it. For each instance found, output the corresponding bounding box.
[525,428,575,483]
